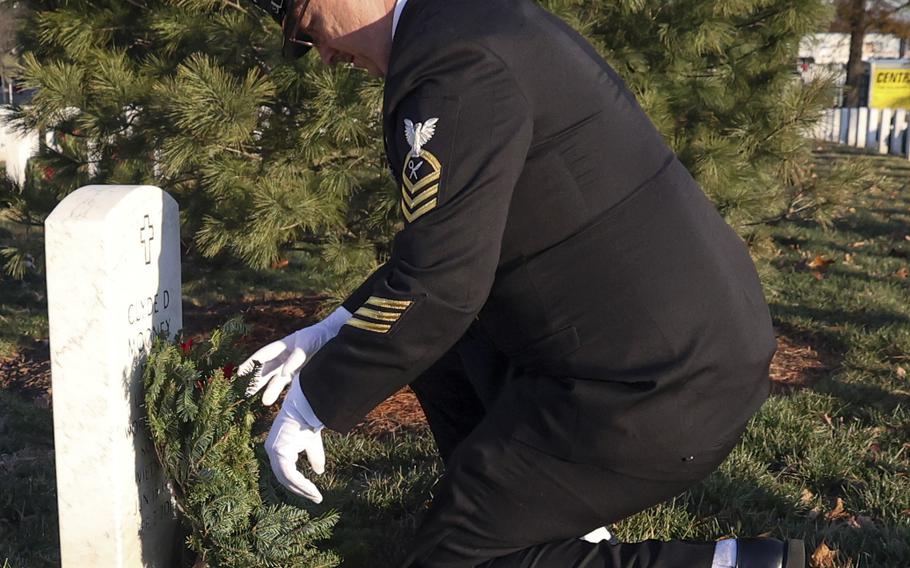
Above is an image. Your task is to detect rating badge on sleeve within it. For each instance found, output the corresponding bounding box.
[401,118,442,223]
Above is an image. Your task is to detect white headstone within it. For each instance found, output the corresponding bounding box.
[45,185,181,568]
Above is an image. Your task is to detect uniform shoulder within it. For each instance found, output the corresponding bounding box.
[390,0,542,76]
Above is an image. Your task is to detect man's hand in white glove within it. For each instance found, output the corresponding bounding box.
[239,306,351,405]
[265,372,327,503]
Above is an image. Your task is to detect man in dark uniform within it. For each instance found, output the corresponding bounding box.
[240,0,806,566]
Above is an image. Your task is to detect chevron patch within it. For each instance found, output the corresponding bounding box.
[344,296,414,333]
[401,150,442,223]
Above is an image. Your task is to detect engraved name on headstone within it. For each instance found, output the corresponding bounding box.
[45,185,182,567]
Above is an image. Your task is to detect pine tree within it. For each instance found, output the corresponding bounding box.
[545,0,865,237]
[3,0,394,300]
[1,0,875,286]
[143,317,339,567]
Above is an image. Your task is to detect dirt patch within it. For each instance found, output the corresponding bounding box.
[0,296,836,432]
[182,296,328,351]
[352,388,427,436]
[0,349,51,408]
[769,332,837,393]
[183,297,430,435]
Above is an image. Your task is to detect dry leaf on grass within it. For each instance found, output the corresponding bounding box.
[849,240,870,249]
[811,541,838,568]
[799,489,825,519]
[826,497,851,521]
[895,267,910,280]
[897,367,907,379]
[808,255,836,270]
[800,489,815,506]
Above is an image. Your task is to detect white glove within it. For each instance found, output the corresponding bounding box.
[581,526,614,543]
[265,372,327,503]
[239,306,351,405]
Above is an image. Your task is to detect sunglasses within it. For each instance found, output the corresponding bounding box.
[282,0,317,59]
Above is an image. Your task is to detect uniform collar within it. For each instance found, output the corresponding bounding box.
[392,0,409,39]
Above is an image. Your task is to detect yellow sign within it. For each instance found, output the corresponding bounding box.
[870,62,910,109]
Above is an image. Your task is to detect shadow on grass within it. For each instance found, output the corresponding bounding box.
[680,465,910,567]
[0,391,59,568]
[771,303,910,338]
[0,275,49,360]
[251,428,440,568]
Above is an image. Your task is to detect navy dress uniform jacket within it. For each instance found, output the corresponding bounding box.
[299,0,777,479]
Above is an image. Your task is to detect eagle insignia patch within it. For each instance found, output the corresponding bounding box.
[401,117,442,223]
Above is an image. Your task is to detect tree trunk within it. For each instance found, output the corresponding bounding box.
[844,0,867,107]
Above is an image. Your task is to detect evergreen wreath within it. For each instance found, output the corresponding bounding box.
[142,317,339,568]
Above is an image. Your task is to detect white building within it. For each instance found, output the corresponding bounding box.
[799,33,904,66]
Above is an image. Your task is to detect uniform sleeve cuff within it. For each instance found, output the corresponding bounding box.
[292,374,325,430]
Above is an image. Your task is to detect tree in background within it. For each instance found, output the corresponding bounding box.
[1,0,863,294]
[831,0,910,107]
[3,0,394,304]
[546,0,864,238]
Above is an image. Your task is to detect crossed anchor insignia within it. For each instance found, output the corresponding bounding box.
[401,117,442,223]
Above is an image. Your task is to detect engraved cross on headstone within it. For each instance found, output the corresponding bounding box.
[140,215,155,265]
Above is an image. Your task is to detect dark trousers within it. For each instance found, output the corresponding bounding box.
[404,325,727,568]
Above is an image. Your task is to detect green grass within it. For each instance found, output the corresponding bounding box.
[601,148,910,567]
[270,148,910,567]
[0,214,48,360]
[0,391,58,567]
[2,146,910,567]
[180,249,336,307]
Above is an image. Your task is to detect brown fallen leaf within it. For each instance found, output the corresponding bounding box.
[898,367,908,379]
[813,271,826,281]
[800,488,815,506]
[843,253,855,265]
[822,413,835,428]
[826,497,851,521]
[808,255,836,270]
[849,240,870,249]
[896,267,910,280]
[270,258,290,270]
[811,541,838,568]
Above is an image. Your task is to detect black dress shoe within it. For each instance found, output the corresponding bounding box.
[736,538,805,568]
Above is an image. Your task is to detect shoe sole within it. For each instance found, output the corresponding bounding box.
[785,539,806,568]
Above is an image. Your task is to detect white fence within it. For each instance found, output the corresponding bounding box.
[811,107,910,158]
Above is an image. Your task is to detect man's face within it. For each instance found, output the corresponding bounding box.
[291,0,394,77]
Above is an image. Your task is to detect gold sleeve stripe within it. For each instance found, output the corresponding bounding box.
[354,307,402,322]
[404,171,441,196]
[344,318,392,333]
[365,296,413,310]
[402,184,438,209]
[402,198,438,223]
